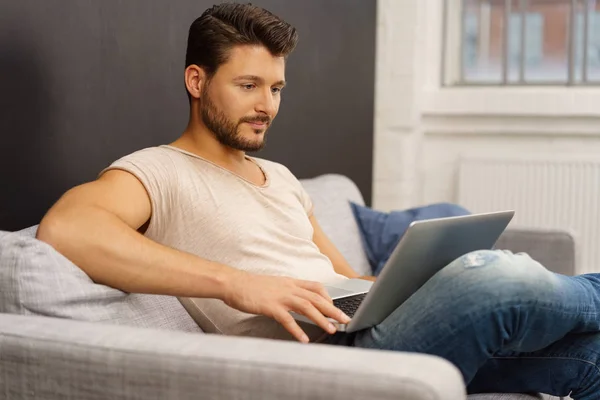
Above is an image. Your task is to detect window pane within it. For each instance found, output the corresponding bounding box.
[589,9,600,81]
[576,2,600,82]
[525,0,570,83]
[463,0,504,83]
[508,11,544,82]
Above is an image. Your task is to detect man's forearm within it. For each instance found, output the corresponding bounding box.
[358,275,377,282]
[37,205,236,300]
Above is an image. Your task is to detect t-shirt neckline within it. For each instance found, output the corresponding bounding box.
[160,145,270,189]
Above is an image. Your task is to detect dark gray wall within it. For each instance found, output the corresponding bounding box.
[0,1,376,231]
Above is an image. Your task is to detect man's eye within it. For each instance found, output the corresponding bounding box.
[271,87,282,94]
[242,84,256,90]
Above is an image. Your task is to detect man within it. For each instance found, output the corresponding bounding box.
[37,3,600,398]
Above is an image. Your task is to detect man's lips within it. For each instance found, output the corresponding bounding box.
[246,121,268,129]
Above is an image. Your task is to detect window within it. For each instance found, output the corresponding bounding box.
[444,0,600,85]
[576,10,600,80]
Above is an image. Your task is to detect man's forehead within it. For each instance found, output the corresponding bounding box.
[219,45,286,80]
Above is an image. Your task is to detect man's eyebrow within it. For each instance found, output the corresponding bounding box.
[233,75,286,87]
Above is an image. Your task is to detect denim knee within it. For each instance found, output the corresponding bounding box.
[438,249,559,307]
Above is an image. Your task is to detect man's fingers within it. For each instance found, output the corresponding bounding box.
[290,298,338,334]
[296,280,333,304]
[274,310,310,343]
[299,290,351,324]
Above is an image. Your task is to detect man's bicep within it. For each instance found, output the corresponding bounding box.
[94,169,154,229]
[50,169,152,230]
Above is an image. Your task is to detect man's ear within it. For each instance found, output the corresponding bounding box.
[184,65,207,100]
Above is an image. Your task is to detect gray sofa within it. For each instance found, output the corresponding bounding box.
[0,174,574,400]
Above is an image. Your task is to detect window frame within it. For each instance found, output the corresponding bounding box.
[424,0,600,118]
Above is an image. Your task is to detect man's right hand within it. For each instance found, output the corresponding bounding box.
[222,270,351,343]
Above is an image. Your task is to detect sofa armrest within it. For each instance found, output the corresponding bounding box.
[495,228,576,276]
[0,314,466,400]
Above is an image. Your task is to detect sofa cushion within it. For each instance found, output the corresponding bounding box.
[495,229,576,276]
[0,227,201,333]
[300,174,372,276]
[350,202,471,275]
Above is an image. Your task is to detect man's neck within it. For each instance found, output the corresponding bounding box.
[171,124,248,170]
[170,124,266,187]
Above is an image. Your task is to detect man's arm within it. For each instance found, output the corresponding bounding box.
[309,215,376,281]
[37,170,350,342]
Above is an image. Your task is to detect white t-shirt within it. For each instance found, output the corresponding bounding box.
[102,145,348,340]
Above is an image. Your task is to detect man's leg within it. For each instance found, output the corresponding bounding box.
[467,332,600,399]
[327,250,600,392]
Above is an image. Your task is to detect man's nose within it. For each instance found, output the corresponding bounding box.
[255,90,276,117]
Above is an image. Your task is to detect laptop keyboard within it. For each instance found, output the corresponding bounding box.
[333,293,367,318]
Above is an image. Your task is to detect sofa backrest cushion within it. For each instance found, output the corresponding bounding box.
[0,229,202,333]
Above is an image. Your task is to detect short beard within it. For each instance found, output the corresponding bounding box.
[200,85,271,152]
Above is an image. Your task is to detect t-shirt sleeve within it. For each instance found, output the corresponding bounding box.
[98,148,177,237]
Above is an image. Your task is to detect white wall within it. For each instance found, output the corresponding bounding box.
[373,0,600,212]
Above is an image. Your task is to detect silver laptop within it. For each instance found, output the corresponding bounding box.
[291,210,515,333]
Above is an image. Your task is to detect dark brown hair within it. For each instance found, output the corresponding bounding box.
[185,2,298,88]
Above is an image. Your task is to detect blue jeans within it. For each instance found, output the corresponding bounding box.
[325,250,600,399]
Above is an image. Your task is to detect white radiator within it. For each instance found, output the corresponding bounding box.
[457,156,600,274]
